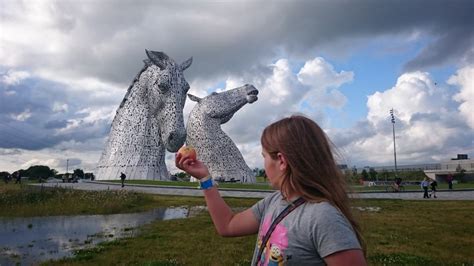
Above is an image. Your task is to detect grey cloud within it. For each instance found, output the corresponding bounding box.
[4,0,473,86]
[0,75,120,150]
[409,113,440,123]
[404,28,474,71]
[331,120,377,148]
[44,120,69,129]
[0,148,22,156]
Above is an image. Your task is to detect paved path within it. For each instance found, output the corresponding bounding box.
[33,181,474,200]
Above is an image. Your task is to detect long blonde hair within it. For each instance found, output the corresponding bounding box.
[261,115,366,254]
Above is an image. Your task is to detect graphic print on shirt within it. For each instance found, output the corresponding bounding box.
[257,215,289,265]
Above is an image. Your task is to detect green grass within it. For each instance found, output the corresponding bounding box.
[356,199,474,265]
[0,182,207,217]
[2,182,473,265]
[102,179,474,192]
[106,179,274,190]
[43,198,474,265]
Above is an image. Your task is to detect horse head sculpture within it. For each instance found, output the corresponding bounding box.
[96,50,192,180]
[142,49,191,151]
[186,84,258,183]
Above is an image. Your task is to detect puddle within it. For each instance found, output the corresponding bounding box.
[0,206,203,265]
[353,206,381,212]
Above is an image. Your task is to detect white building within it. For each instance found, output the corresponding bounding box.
[424,154,474,181]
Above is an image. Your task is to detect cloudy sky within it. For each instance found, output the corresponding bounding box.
[1,0,473,174]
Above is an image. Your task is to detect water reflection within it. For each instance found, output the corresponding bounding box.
[0,207,192,265]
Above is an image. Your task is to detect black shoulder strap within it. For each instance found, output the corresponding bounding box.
[255,197,306,265]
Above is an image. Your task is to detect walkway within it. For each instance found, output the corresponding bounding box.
[33,181,474,200]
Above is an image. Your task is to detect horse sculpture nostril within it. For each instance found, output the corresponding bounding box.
[165,131,186,152]
[168,133,174,142]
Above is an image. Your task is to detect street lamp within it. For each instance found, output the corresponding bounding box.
[390,109,398,177]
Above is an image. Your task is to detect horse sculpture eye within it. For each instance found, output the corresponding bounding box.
[156,79,170,93]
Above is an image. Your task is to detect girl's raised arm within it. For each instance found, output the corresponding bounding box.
[176,153,259,237]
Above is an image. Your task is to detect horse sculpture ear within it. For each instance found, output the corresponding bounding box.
[145,49,169,70]
[187,93,201,103]
[180,57,193,71]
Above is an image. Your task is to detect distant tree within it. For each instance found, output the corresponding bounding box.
[380,169,389,181]
[344,169,358,184]
[455,165,466,182]
[19,169,27,177]
[0,171,10,179]
[361,169,369,180]
[369,168,378,181]
[73,168,85,179]
[84,173,95,180]
[252,167,259,175]
[24,165,56,179]
[351,166,358,176]
[176,172,189,179]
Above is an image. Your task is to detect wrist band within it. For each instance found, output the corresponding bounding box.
[199,177,214,190]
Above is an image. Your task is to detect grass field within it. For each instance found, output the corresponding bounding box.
[1,182,473,265]
[0,182,189,217]
[44,198,474,266]
[103,179,474,192]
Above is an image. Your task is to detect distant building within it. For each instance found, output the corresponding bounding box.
[370,163,440,172]
[424,154,474,182]
[356,154,474,182]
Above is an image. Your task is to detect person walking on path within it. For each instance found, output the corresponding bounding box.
[120,172,126,188]
[421,177,430,198]
[447,174,454,190]
[176,115,366,265]
[3,173,10,184]
[430,179,438,198]
[14,172,21,184]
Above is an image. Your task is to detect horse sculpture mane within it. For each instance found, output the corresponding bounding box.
[186,84,258,183]
[96,50,192,180]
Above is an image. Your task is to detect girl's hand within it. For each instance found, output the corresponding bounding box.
[175,153,210,179]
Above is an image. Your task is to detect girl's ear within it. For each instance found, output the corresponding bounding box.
[277,152,288,172]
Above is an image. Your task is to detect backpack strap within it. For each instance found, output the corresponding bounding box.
[255,197,306,265]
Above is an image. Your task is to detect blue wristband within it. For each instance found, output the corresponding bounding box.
[200,177,214,190]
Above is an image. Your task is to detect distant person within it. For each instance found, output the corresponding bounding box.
[447,174,453,190]
[120,172,126,188]
[14,172,21,184]
[421,177,430,199]
[394,177,402,192]
[429,180,438,198]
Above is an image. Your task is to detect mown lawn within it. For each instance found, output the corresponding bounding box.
[102,179,474,192]
[47,199,474,265]
[106,179,273,190]
[1,182,472,265]
[0,182,206,217]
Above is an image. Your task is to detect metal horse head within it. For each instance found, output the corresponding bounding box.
[143,50,192,151]
[187,84,258,125]
[185,84,258,183]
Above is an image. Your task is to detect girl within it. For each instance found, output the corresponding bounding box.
[176,115,366,265]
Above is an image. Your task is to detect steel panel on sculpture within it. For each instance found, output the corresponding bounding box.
[186,84,258,183]
[96,50,192,180]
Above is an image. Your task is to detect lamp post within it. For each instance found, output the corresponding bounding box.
[390,109,398,177]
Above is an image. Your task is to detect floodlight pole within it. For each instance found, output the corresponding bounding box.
[390,109,398,177]
[66,159,69,175]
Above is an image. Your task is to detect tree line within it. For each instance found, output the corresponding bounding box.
[0,165,94,181]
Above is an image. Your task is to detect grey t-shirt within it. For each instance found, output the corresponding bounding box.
[251,191,361,265]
